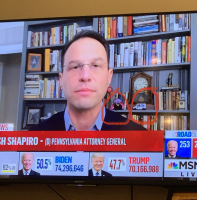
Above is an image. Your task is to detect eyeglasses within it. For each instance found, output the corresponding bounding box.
[63,61,108,73]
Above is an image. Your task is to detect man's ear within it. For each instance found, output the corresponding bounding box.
[59,73,63,88]
[108,68,113,86]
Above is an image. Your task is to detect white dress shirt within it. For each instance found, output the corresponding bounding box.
[23,168,31,175]
[168,154,176,158]
[92,168,102,176]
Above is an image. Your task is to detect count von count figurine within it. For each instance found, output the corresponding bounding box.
[110,99,125,110]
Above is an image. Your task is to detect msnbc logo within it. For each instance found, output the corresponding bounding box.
[167,162,179,169]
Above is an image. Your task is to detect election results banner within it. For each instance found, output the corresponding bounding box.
[0,152,19,175]
[164,130,197,178]
[89,152,163,177]
[0,131,163,152]
[18,152,89,176]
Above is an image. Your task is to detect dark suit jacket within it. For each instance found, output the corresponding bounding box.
[29,109,146,131]
[165,155,181,159]
[18,169,40,176]
[88,169,112,177]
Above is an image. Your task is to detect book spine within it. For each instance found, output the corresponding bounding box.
[159,15,162,32]
[181,36,186,62]
[118,16,123,37]
[117,44,120,67]
[151,40,156,64]
[171,39,175,63]
[188,36,191,62]
[138,41,142,65]
[100,18,104,37]
[162,41,167,64]
[112,17,116,38]
[107,17,110,39]
[168,39,172,63]
[120,43,125,67]
[148,42,152,65]
[174,14,179,30]
[123,16,127,37]
[143,42,147,65]
[104,17,108,39]
[166,14,170,31]
[157,39,161,64]
[170,14,174,31]
[114,44,117,68]
[163,91,166,110]
[162,15,166,32]
[98,18,101,34]
[160,116,164,130]
[127,16,132,35]
[134,42,138,66]
[124,43,129,67]
[179,14,182,30]
[159,91,163,110]
[129,42,134,67]
[184,116,187,130]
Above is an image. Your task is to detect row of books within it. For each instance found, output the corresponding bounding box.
[44,49,62,72]
[24,75,65,99]
[109,36,191,68]
[98,14,190,39]
[161,14,190,32]
[130,115,188,130]
[158,90,188,111]
[27,25,93,47]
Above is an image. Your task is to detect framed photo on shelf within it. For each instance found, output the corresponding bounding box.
[23,104,44,129]
[27,53,42,71]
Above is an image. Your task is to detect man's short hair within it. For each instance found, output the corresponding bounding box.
[167,140,178,149]
[61,30,110,72]
[21,152,34,161]
[91,152,105,161]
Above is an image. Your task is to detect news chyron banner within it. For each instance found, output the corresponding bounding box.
[18,152,89,176]
[89,152,163,177]
[0,131,164,177]
[0,152,19,175]
[164,130,197,178]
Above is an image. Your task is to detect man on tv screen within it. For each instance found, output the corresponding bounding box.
[165,140,181,159]
[18,152,40,176]
[30,30,146,131]
[89,153,112,177]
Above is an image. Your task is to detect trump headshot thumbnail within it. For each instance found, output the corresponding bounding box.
[166,140,181,159]
[29,30,146,131]
[18,152,40,176]
[89,153,112,177]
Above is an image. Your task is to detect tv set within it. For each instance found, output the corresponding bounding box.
[0,8,197,188]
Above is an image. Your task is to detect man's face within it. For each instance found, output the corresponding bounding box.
[21,153,33,171]
[167,141,178,156]
[59,37,113,110]
[91,156,104,172]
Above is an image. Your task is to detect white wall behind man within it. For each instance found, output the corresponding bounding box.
[0,22,24,54]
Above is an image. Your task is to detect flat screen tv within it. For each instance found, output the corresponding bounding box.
[0,10,197,186]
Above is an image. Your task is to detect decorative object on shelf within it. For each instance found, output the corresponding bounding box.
[104,86,113,109]
[162,72,180,90]
[27,53,42,72]
[40,113,52,122]
[129,72,153,104]
[110,99,125,110]
[179,93,185,110]
[23,104,44,129]
[133,103,147,110]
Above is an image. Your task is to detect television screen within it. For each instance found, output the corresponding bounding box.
[0,11,196,185]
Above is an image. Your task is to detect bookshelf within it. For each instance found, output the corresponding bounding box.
[16,14,197,130]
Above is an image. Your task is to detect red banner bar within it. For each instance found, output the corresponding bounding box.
[0,131,164,152]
